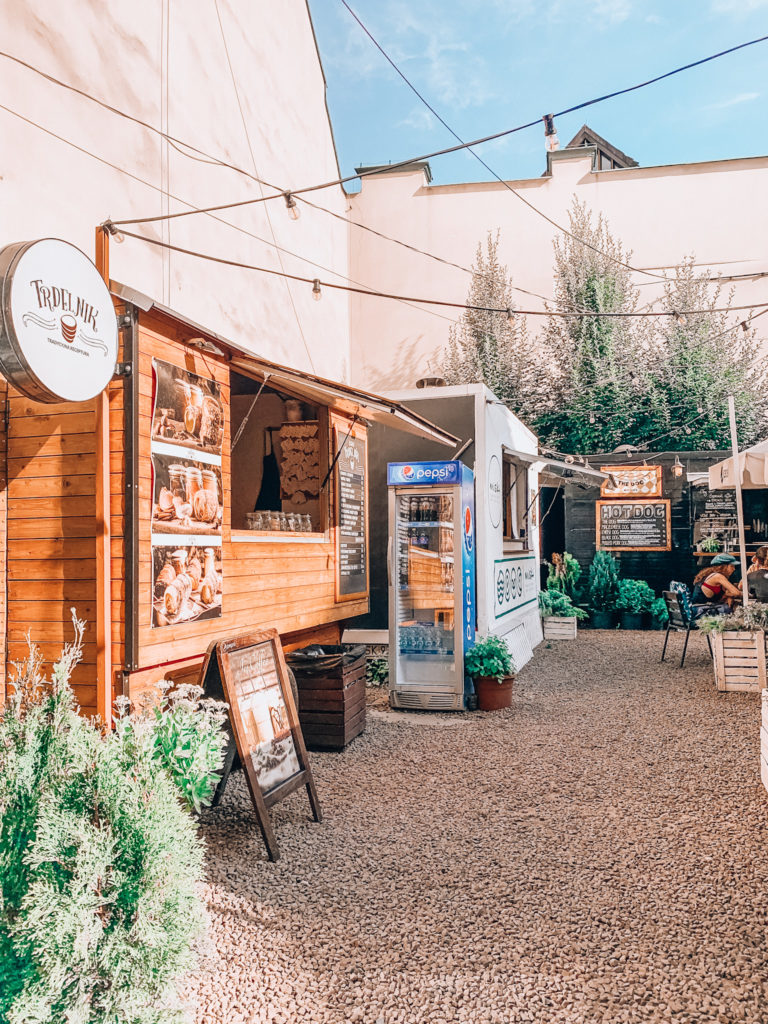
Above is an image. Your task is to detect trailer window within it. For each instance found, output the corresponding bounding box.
[503,458,529,546]
[230,370,327,535]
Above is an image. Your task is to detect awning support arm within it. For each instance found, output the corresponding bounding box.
[320,413,360,491]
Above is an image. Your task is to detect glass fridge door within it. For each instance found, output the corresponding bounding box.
[394,489,458,686]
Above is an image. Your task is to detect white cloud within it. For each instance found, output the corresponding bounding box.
[592,0,632,23]
[711,0,768,11]
[707,91,760,110]
[397,107,436,131]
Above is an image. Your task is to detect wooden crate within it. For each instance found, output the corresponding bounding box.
[542,616,578,640]
[290,649,366,751]
[712,631,766,693]
[761,693,768,795]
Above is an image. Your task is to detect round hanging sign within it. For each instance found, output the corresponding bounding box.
[0,238,118,403]
[488,453,502,529]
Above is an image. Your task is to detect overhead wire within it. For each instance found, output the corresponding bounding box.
[104,33,768,228]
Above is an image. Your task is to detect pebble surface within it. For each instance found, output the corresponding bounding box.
[183,631,768,1023]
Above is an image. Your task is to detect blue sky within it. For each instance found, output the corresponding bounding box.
[307,0,768,187]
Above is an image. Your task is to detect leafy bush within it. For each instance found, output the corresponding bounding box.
[650,596,669,624]
[539,589,587,620]
[464,634,515,681]
[698,602,768,634]
[0,615,228,1024]
[699,536,722,553]
[365,657,389,687]
[587,551,621,612]
[546,552,582,601]
[616,579,655,615]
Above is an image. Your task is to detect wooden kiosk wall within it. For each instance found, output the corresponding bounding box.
[0,302,368,712]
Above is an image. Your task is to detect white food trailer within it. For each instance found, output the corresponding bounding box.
[347,383,607,674]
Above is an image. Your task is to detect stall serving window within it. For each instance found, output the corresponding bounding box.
[230,370,328,537]
[502,455,530,549]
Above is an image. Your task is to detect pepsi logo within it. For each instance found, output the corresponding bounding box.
[402,465,414,478]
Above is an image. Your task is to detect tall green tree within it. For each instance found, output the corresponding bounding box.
[535,200,659,453]
[441,231,542,419]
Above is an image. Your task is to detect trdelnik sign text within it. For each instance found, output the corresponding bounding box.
[0,237,118,403]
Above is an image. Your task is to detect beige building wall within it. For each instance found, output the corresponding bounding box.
[0,0,351,379]
[347,148,768,391]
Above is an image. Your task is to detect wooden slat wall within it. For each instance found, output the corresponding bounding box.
[125,311,367,695]
[6,390,99,715]
[0,379,6,706]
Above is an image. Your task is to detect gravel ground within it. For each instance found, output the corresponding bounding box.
[184,631,768,1024]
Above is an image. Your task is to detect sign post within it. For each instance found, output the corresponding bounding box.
[728,395,749,607]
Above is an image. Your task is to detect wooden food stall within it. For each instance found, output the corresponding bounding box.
[0,259,456,720]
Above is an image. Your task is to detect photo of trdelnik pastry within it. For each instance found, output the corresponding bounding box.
[151,453,223,536]
[151,544,222,627]
[151,358,224,455]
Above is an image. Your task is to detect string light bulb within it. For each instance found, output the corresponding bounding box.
[672,310,687,326]
[506,307,514,322]
[312,278,322,302]
[542,113,559,153]
[103,220,124,244]
[284,192,300,220]
[742,321,749,333]
[672,455,684,478]
[589,412,596,424]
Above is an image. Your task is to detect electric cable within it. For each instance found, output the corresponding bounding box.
[105,33,768,227]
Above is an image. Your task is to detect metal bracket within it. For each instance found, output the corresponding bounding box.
[113,361,132,378]
[119,313,133,329]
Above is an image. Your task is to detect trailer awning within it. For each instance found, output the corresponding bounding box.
[111,281,458,447]
[503,447,610,484]
[230,353,459,446]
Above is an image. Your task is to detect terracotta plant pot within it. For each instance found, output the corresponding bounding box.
[474,675,514,711]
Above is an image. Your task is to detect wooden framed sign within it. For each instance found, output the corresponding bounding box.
[600,464,662,498]
[200,628,322,861]
[596,499,671,552]
[334,423,369,602]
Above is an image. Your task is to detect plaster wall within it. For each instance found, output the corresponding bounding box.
[0,0,351,379]
[347,149,768,391]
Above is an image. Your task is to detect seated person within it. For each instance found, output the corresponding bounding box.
[691,554,741,616]
[747,547,768,601]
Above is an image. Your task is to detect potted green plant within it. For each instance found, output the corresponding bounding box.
[539,588,587,640]
[699,603,768,692]
[699,536,722,553]
[649,595,669,630]
[546,551,582,602]
[587,550,621,629]
[616,578,655,630]
[464,634,516,711]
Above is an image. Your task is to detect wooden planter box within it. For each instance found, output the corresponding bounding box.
[712,631,766,693]
[288,647,366,751]
[542,616,578,640]
[761,691,768,794]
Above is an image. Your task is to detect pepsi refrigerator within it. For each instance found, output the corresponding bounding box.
[387,461,475,710]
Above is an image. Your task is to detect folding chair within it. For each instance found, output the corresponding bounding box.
[660,588,712,668]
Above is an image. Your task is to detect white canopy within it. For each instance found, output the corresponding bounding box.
[708,438,768,490]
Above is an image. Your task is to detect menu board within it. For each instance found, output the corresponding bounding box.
[596,499,671,551]
[334,426,368,601]
[704,490,737,515]
[601,465,662,498]
[201,629,322,862]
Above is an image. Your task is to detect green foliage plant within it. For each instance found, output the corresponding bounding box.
[650,596,669,625]
[616,579,656,615]
[464,634,515,682]
[699,536,722,553]
[365,657,389,687]
[538,589,587,620]
[587,550,621,613]
[546,551,582,601]
[698,602,768,634]
[0,613,228,1024]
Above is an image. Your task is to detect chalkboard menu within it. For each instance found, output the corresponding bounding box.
[334,425,368,601]
[200,629,321,862]
[596,499,671,551]
[704,490,737,515]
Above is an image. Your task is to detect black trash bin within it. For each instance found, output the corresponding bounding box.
[285,644,366,751]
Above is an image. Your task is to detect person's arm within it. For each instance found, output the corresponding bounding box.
[710,572,741,598]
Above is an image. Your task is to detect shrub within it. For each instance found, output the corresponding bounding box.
[464,634,515,681]
[698,602,768,634]
[538,589,588,620]
[616,579,655,615]
[365,657,389,687]
[650,596,669,624]
[0,614,228,1024]
[587,550,621,612]
[546,551,582,601]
